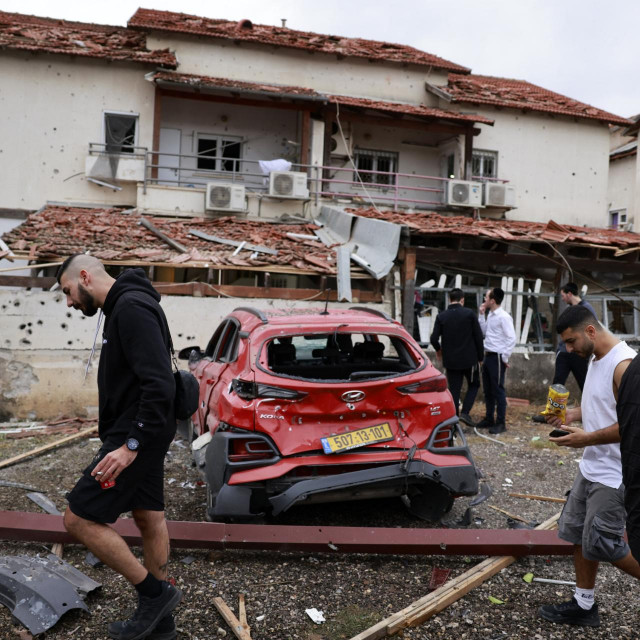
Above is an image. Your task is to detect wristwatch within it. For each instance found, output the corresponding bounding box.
[126,437,140,452]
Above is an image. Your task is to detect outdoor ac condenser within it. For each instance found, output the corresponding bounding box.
[268,171,310,199]
[446,180,483,207]
[483,183,516,208]
[205,183,246,212]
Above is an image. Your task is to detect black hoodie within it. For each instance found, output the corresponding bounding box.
[98,268,176,450]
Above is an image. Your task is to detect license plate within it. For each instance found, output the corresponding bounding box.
[321,422,393,454]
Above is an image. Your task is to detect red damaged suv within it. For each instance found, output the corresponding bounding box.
[180,306,478,521]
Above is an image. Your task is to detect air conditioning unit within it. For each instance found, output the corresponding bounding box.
[268,171,309,199]
[205,183,246,212]
[483,183,516,208]
[446,180,483,207]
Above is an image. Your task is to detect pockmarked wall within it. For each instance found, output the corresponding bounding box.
[608,155,637,226]
[445,105,611,227]
[146,34,448,106]
[0,290,391,420]
[0,52,155,211]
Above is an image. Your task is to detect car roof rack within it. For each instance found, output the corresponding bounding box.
[233,306,269,324]
[348,306,393,321]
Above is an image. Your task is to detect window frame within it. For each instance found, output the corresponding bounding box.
[195,133,243,173]
[609,209,628,230]
[472,149,498,179]
[353,148,399,187]
[102,110,139,154]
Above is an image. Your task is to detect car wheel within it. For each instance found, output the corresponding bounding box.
[405,482,454,522]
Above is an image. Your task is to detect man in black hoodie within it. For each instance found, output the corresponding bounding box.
[430,288,484,427]
[57,254,181,640]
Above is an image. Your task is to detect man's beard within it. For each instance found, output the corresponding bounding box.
[577,338,595,360]
[77,283,98,317]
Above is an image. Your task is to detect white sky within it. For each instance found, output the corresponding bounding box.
[2,0,639,118]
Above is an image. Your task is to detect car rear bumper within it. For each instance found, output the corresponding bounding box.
[203,418,478,519]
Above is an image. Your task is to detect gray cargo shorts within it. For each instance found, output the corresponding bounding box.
[558,469,629,562]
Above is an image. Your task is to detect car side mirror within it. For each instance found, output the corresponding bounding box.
[178,346,203,362]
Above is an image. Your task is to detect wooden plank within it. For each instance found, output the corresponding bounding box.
[0,426,97,471]
[160,88,316,112]
[0,261,62,273]
[0,275,56,288]
[509,492,566,504]
[213,597,252,640]
[140,217,188,253]
[238,593,250,636]
[402,248,417,336]
[349,513,561,640]
[487,505,528,523]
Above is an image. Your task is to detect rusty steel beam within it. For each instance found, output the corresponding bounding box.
[0,511,572,556]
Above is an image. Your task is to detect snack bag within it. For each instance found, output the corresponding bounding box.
[540,383,570,423]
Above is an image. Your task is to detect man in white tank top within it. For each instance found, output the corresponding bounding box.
[538,304,639,628]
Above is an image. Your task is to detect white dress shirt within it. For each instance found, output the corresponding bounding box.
[479,306,517,363]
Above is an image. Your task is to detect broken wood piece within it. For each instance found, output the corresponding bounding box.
[348,512,561,640]
[238,593,250,635]
[51,543,64,559]
[509,492,566,504]
[212,597,252,640]
[140,218,187,253]
[27,492,65,559]
[188,229,278,255]
[487,505,528,523]
[0,426,97,471]
[0,260,63,274]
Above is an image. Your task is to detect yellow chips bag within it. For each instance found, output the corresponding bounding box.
[540,383,570,423]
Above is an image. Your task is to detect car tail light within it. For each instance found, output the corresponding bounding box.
[396,374,448,394]
[232,379,307,400]
[228,438,276,462]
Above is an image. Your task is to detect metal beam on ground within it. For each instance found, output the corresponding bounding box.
[0,511,572,556]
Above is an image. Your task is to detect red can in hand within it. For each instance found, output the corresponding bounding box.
[100,478,116,490]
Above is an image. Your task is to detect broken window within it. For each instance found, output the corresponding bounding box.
[104,112,138,154]
[604,298,636,335]
[472,149,498,179]
[197,135,242,172]
[609,209,629,230]
[353,149,398,186]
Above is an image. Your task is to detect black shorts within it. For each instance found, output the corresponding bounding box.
[67,444,169,524]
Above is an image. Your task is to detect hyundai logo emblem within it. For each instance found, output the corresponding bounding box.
[341,390,365,403]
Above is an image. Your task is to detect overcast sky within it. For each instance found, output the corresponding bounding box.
[2,0,639,118]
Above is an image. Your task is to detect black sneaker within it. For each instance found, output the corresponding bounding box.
[459,413,476,428]
[538,598,600,627]
[109,614,176,640]
[532,414,547,423]
[108,582,182,640]
[475,418,494,429]
[489,423,506,434]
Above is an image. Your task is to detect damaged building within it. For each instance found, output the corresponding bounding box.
[0,8,636,418]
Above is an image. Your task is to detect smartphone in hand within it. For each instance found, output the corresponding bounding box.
[549,428,570,438]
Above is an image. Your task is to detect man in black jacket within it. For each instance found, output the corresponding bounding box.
[430,288,484,427]
[58,254,181,640]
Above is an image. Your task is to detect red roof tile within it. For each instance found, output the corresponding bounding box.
[439,74,631,126]
[129,8,469,73]
[1,206,347,275]
[348,208,640,250]
[154,71,493,125]
[0,11,176,67]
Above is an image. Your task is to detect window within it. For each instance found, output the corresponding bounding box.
[610,209,628,230]
[104,112,138,154]
[196,135,242,172]
[353,149,398,186]
[472,150,498,179]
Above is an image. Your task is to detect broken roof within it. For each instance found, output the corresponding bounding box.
[0,10,176,67]
[349,207,640,253]
[610,140,637,161]
[154,71,494,126]
[129,8,469,73]
[1,206,356,276]
[427,74,630,126]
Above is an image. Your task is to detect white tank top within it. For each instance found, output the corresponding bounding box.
[579,340,637,488]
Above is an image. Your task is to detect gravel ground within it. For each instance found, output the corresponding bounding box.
[0,406,636,640]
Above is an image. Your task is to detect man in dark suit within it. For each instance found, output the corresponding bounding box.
[430,288,484,427]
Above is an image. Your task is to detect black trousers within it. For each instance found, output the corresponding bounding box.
[446,366,480,415]
[482,353,507,425]
[553,351,588,391]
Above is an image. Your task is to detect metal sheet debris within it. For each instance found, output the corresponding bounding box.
[0,554,101,634]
